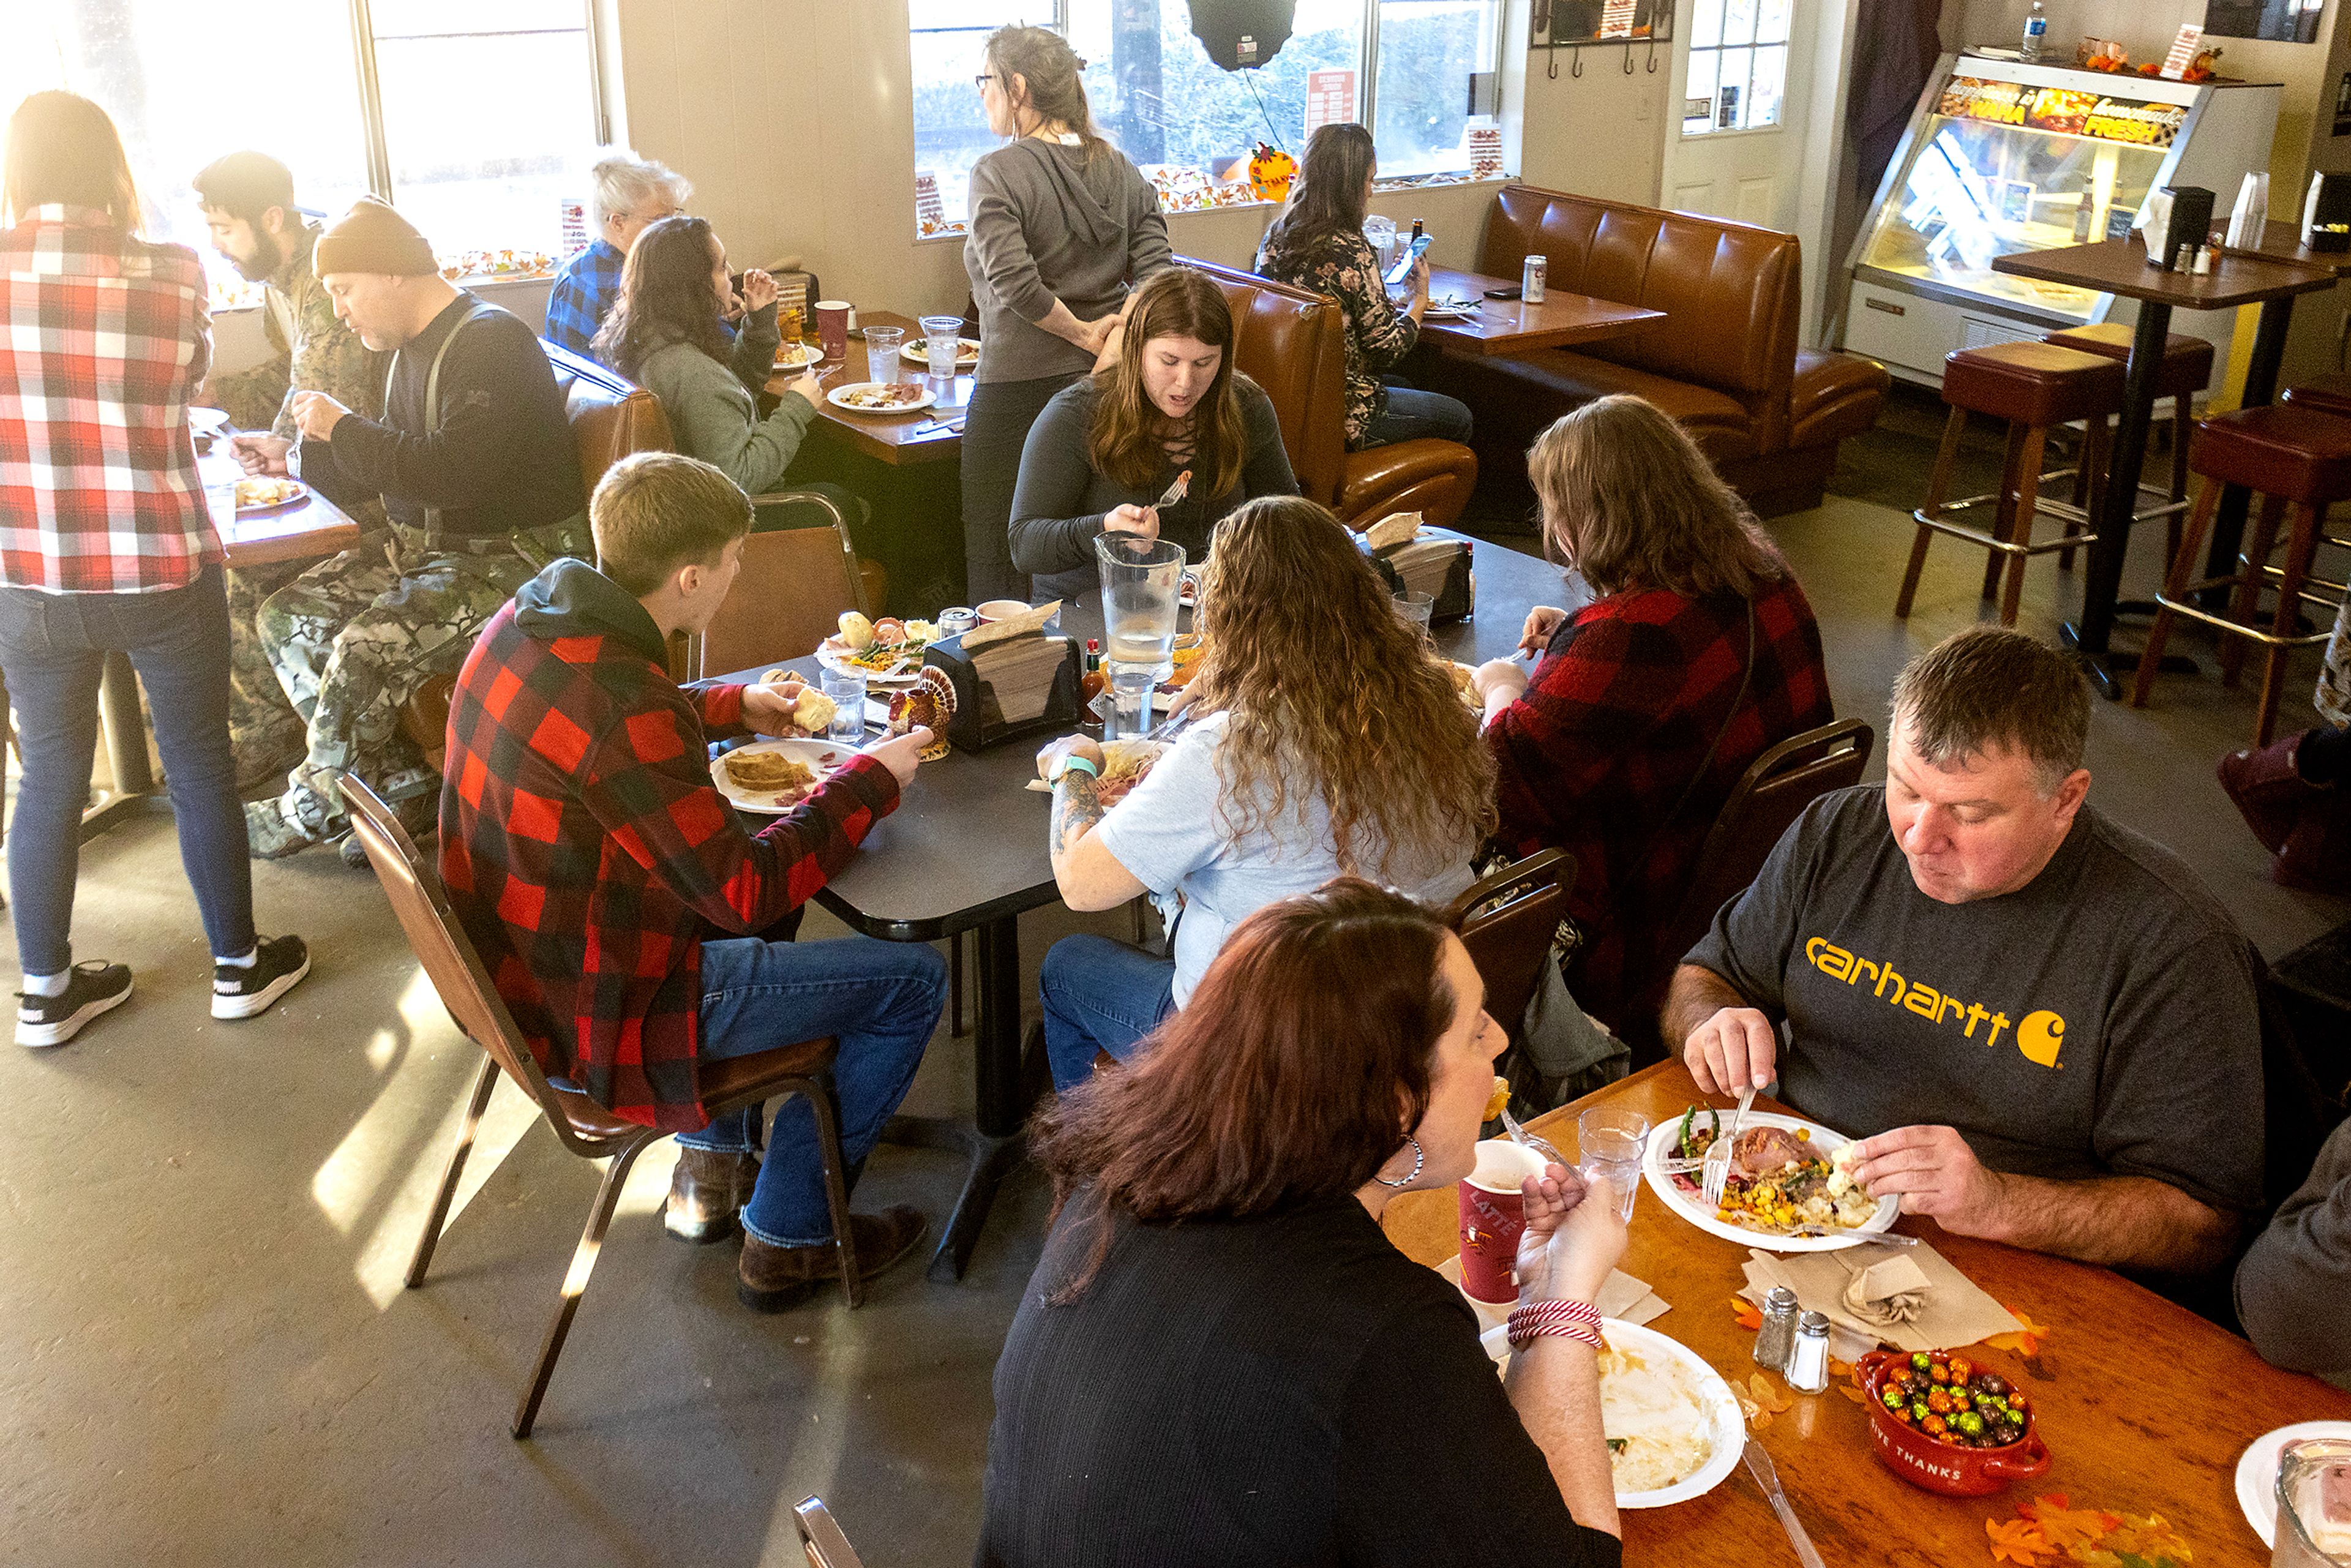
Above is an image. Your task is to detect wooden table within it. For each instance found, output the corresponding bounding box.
[1414,266,1667,358]
[1992,236,2336,697]
[1381,1060,2351,1564]
[763,309,972,467]
[717,530,1575,1280]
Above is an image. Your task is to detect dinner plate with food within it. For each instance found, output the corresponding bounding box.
[713,738,855,814]
[817,611,939,686]
[827,381,936,414]
[773,340,826,373]
[1024,738,1169,802]
[898,337,981,370]
[233,476,307,514]
[1643,1106,1900,1252]
[1479,1317,1743,1508]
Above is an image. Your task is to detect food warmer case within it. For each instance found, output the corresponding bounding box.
[1840,53,2279,391]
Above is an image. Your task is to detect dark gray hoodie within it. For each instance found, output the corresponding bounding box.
[962,137,1171,384]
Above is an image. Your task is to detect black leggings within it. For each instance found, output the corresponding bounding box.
[960,371,1081,605]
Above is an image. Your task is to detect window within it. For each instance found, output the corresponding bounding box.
[909,0,1504,234]
[6,0,607,302]
[1682,0,1791,137]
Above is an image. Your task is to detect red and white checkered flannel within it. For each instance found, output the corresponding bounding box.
[0,204,223,593]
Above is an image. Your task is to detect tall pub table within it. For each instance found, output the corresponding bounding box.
[1993,235,2335,697]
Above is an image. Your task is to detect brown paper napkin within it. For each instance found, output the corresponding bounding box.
[1741,1241,2022,1363]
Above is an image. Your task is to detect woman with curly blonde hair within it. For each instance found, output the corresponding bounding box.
[1030,495,1491,1088]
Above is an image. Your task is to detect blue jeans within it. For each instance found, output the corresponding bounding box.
[1362,383,1474,448]
[1039,934,1178,1092]
[682,934,947,1247]
[0,568,256,975]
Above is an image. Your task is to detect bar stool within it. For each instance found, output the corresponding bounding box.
[2042,322,2213,566]
[2131,404,2351,745]
[2279,373,2351,421]
[1898,342,2124,627]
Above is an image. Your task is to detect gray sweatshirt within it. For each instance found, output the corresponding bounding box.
[2236,1116,2351,1388]
[964,138,1172,385]
[635,304,814,499]
[1007,373,1298,576]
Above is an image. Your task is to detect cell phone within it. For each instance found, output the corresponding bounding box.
[1483,286,1523,301]
[1385,231,1433,287]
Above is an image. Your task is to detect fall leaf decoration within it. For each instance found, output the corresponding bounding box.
[1986,1495,2192,1568]
[1986,1518,2053,1566]
[1730,1294,1764,1332]
[1735,1371,1796,1428]
[1986,1304,2053,1356]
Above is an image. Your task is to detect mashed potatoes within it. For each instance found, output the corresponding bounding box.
[1599,1340,1714,1494]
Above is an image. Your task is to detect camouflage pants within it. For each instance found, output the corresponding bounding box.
[255,516,587,839]
[227,558,310,793]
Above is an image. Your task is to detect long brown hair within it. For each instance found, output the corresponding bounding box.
[1028,879,1457,1302]
[986,25,1106,163]
[1090,266,1248,497]
[1187,495,1494,872]
[593,214,729,382]
[1258,122,1376,273]
[3,92,142,233]
[1528,393,1783,601]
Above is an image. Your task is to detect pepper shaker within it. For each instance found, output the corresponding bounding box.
[1752,1286,1799,1371]
[1784,1310,1832,1394]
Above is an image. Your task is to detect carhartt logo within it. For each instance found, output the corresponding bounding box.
[1803,937,2065,1068]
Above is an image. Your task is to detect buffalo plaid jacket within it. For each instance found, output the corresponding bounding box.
[440,558,900,1131]
[1485,571,1831,1028]
[0,205,222,593]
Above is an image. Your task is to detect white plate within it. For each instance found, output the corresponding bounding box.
[772,342,827,373]
[827,381,936,415]
[816,640,926,688]
[2235,1421,2351,1548]
[1643,1109,1900,1253]
[712,737,857,815]
[233,478,308,514]
[1477,1316,1744,1509]
[899,337,980,369]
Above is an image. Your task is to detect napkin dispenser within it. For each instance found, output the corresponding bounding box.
[2304,171,2351,253]
[1357,512,1474,623]
[921,618,1083,754]
[2158,183,2214,271]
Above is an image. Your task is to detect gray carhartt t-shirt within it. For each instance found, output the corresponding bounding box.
[1684,786,2264,1213]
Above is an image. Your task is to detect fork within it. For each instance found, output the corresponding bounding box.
[1701,1085,1757,1207]
[1155,468,1191,509]
[1498,1100,1567,1168]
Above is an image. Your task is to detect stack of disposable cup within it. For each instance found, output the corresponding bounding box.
[2227,172,2270,249]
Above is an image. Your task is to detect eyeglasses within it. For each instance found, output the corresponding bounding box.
[973,73,997,88]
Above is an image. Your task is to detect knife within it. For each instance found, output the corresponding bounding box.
[1742,1437,1826,1568]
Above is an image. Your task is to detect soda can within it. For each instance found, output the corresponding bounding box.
[936,607,979,637]
[1522,254,1548,304]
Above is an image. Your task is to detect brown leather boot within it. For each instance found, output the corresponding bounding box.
[664,1147,759,1244]
[737,1205,928,1313]
[2219,731,2319,852]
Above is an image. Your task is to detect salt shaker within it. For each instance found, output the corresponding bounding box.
[1784,1310,1832,1393]
[1752,1286,1799,1371]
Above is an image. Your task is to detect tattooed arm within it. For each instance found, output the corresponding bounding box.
[1038,735,1149,911]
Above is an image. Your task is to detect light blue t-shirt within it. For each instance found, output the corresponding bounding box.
[1093,712,1477,1005]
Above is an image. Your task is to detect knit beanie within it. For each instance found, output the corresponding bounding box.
[313,197,438,277]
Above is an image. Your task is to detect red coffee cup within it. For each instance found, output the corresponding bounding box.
[1457,1139,1547,1303]
[814,300,852,361]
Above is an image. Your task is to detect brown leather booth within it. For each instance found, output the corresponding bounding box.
[1179,257,1480,530]
[398,342,676,769]
[1412,184,1889,518]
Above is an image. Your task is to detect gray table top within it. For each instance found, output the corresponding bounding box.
[716,530,1571,940]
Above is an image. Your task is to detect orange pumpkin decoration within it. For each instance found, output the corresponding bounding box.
[1248,142,1297,204]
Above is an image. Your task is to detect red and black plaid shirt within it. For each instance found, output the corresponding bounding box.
[440,563,900,1131]
[1485,571,1832,1028]
[0,206,222,593]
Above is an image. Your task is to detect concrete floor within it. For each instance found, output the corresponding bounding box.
[4,421,2347,1565]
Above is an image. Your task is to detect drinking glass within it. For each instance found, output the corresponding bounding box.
[1363,214,1397,273]
[1577,1106,1649,1224]
[862,326,904,384]
[2274,1438,2351,1566]
[920,313,964,378]
[1394,590,1436,636]
[820,667,868,744]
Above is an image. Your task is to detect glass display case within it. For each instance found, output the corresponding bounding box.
[1843,56,2279,386]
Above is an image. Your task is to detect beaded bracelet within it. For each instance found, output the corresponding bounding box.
[1507,1297,1605,1350]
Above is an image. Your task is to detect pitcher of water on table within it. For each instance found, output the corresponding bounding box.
[1093,533,1185,738]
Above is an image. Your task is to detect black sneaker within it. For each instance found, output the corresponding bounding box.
[212,935,312,1021]
[17,962,133,1048]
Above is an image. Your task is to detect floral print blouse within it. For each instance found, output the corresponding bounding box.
[1254,227,1418,451]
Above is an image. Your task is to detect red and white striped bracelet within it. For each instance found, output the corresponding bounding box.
[1507,1297,1605,1350]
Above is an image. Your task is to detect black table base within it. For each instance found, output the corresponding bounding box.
[880,1114,1027,1283]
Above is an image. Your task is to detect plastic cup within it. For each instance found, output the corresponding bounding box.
[863,326,904,384]
[1394,589,1435,636]
[820,667,868,744]
[1458,1138,1547,1303]
[920,313,964,378]
[1576,1106,1649,1225]
[814,300,851,361]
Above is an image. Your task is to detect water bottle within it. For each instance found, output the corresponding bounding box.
[2020,1,2047,63]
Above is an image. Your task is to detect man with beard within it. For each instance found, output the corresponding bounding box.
[193,151,386,792]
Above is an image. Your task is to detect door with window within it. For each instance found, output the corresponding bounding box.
[1659,0,1813,230]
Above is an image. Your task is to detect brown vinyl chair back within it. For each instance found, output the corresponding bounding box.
[342,774,635,1158]
[696,519,871,678]
[1444,848,1577,1035]
[1176,255,1352,509]
[1659,718,1875,966]
[542,338,675,492]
